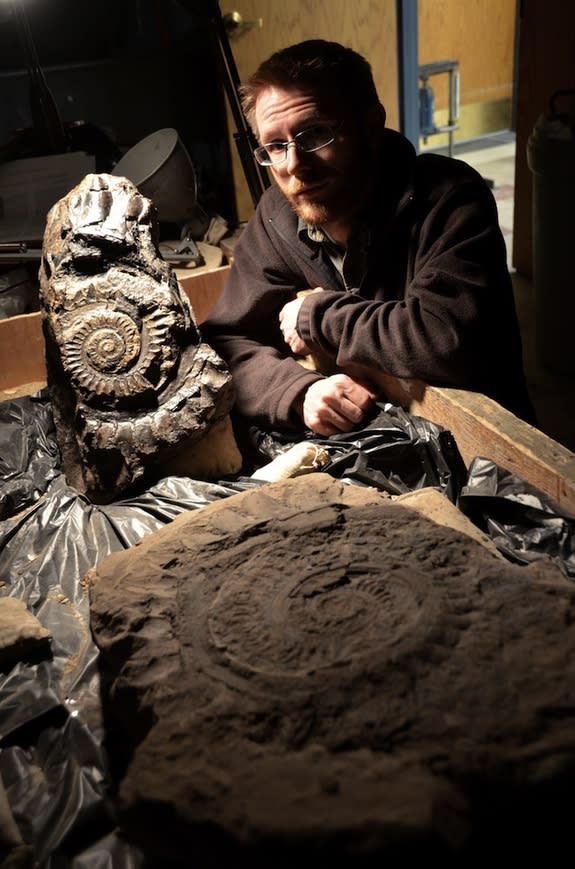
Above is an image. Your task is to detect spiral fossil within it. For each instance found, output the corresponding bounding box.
[89,476,575,863]
[60,303,176,401]
[39,173,236,502]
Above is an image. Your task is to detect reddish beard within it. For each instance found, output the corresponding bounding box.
[287,193,331,225]
[284,164,369,228]
[284,174,345,225]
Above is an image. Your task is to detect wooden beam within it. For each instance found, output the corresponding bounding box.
[176,265,230,325]
[0,311,45,390]
[373,372,575,515]
[416,386,575,514]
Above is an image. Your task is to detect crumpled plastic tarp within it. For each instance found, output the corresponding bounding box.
[0,389,572,866]
[231,401,467,502]
[0,391,258,867]
[458,455,575,578]
[0,391,60,521]
[307,404,467,503]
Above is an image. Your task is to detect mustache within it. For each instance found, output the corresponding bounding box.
[287,176,330,196]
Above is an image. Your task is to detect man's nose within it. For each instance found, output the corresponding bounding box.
[285,141,305,174]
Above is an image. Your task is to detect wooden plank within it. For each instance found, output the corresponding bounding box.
[372,372,575,515]
[0,311,46,390]
[417,387,575,513]
[177,265,230,325]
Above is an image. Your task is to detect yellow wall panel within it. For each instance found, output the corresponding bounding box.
[419,0,516,108]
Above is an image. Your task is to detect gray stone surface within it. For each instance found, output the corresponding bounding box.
[0,597,51,670]
[39,173,236,503]
[89,475,575,865]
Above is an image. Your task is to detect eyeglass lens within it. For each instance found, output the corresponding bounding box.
[255,124,337,165]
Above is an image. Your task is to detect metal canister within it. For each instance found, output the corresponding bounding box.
[527,90,575,375]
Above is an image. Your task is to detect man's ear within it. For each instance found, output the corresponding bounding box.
[368,102,387,134]
[364,102,387,150]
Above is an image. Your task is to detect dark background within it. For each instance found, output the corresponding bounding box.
[0,0,237,225]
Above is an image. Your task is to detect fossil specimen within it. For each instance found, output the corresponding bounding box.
[39,173,238,503]
[89,475,575,864]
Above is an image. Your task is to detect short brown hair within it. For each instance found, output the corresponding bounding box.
[240,39,382,134]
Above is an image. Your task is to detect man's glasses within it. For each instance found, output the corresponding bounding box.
[253,123,341,166]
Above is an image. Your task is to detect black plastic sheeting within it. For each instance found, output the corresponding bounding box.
[459,455,575,576]
[231,402,467,502]
[0,389,573,866]
[296,405,466,502]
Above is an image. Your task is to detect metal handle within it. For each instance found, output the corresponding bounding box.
[223,10,263,39]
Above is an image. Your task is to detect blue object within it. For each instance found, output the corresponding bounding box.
[419,79,436,136]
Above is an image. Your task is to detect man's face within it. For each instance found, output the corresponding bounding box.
[254,85,374,237]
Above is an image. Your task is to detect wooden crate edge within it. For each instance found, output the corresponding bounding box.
[413,384,575,514]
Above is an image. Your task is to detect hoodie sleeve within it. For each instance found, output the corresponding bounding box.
[296,167,524,402]
[202,191,324,432]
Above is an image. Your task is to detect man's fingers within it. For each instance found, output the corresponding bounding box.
[303,405,355,436]
[338,395,365,424]
[337,376,376,412]
[302,375,375,434]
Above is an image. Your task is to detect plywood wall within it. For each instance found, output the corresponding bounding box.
[419,0,516,108]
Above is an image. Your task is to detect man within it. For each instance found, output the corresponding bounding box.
[203,39,534,437]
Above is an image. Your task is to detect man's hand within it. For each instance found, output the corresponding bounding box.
[279,288,323,356]
[302,374,377,436]
[279,296,309,355]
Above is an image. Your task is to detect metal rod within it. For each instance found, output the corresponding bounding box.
[9,0,68,153]
[396,0,420,150]
[206,0,270,208]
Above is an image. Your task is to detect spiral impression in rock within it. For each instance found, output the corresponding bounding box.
[60,303,176,402]
[89,476,575,863]
[39,172,237,502]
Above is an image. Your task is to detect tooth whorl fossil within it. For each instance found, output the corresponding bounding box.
[39,173,236,503]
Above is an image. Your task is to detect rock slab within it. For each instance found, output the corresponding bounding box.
[39,173,237,503]
[0,597,51,671]
[89,475,575,865]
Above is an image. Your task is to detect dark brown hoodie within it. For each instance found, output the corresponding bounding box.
[203,130,534,433]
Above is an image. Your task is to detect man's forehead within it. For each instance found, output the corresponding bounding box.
[254,84,339,132]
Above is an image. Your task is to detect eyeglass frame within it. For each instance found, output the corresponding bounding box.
[253,121,343,166]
